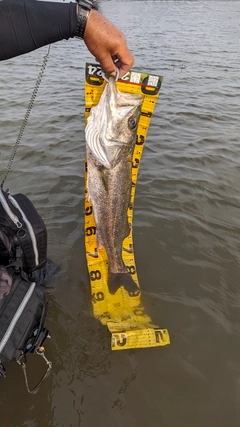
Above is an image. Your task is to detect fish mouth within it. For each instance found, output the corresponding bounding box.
[108,76,143,107]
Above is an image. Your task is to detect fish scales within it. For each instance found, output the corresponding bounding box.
[86,76,142,296]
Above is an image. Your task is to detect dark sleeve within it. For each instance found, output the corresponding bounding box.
[0,0,78,61]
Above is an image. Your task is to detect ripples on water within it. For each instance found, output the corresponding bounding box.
[1,1,240,426]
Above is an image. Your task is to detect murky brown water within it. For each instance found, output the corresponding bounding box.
[1,1,240,426]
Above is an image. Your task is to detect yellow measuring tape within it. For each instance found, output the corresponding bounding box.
[84,63,170,350]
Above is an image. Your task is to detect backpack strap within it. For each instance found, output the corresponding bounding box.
[0,363,6,378]
[7,245,29,281]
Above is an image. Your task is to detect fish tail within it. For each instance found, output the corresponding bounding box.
[108,271,140,297]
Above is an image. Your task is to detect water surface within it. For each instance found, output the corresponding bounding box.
[1,1,240,426]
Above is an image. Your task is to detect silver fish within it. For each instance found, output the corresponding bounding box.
[86,76,142,296]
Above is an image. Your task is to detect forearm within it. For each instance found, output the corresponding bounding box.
[0,0,78,61]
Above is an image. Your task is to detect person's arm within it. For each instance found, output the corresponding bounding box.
[0,0,134,77]
[0,0,77,60]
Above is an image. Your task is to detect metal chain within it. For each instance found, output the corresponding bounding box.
[1,45,51,189]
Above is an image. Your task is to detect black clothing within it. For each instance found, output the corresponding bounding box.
[0,0,78,61]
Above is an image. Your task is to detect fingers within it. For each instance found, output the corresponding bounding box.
[84,10,134,78]
[95,53,134,78]
[95,52,117,77]
[113,50,134,78]
[97,37,134,78]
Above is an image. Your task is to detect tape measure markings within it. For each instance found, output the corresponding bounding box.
[84,63,170,350]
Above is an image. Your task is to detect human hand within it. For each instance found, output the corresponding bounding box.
[84,10,134,78]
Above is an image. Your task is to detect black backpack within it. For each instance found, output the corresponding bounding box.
[0,189,52,393]
[0,189,47,273]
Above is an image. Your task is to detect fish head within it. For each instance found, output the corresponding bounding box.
[105,77,142,145]
[86,76,142,169]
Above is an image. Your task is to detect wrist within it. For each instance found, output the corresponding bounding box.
[75,0,98,40]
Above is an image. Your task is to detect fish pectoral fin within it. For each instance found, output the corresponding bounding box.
[108,271,140,296]
[96,233,104,249]
[97,167,108,192]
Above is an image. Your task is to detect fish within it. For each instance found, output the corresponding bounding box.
[85,76,143,296]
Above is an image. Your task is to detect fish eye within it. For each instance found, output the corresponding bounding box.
[128,117,137,130]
